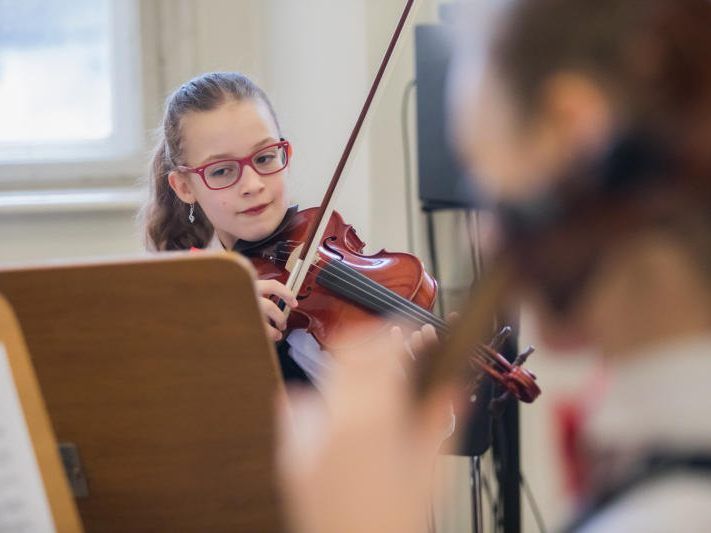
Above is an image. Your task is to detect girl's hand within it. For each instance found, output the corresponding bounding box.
[400,323,439,360]
[277,327,457,533]
[396,312,458,361]
[255,279,298,342]
[392,322,458,443]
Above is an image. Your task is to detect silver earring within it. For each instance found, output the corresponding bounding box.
[188,203,196,224]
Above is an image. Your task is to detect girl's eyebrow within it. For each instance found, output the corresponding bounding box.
[251,136,279,150]
[198,137,278,166]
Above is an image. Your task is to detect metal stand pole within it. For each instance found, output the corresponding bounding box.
[470,456,484,533]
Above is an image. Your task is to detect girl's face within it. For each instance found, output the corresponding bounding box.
[449,62,560,203]
[450,55,616,350]
[450,59,613,204]
[168,98,289,248]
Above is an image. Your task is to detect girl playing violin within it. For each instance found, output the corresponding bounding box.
[143,71,455,391]
[142,71,326,386]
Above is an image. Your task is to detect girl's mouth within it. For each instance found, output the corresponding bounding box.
[240,202,270,216]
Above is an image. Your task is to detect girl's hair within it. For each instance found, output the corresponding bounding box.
[492,0,711,279]
[475,0,711,317]
[142,72,280,251]
[490,0,711,193]
[493,0,711,132]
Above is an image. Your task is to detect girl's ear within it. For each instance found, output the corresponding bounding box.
[168,171,197,204]
[539,73,613,156]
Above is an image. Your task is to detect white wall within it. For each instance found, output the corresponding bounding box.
[1,211,141,264]
[261,0,371,235]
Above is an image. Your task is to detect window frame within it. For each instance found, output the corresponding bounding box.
[0,0,146,187]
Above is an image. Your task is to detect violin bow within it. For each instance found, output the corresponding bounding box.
[282,0,417,301]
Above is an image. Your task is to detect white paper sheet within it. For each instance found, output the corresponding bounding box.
[0,343,55,532]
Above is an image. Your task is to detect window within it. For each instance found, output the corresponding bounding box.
[0,0,142,174]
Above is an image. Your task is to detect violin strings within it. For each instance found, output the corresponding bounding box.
[266,244,514,376]
[265,244,507,363]
[266,242,447,330]
[326,259,451,331]
[471,350,503,379]
[259,243,513,375]
[266,244,450,332]
[266,241,449,330]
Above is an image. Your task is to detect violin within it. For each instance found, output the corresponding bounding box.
[240,0,541,404]
[247,207,437,348]
[242,207,540,404]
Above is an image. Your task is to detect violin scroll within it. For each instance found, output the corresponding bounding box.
[466,327,540,406]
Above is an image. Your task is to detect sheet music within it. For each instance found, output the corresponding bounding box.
[0,343,55,532]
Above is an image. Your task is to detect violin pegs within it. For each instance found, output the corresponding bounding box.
[488,326,513,351]
[513,345,536,367]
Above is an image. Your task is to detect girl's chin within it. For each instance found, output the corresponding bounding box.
[238,218,283,242]
[226,205,288,243]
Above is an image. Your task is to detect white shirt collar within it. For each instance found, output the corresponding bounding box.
[205,233,224,251]
[584,334,711,456]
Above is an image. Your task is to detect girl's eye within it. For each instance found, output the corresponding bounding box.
[207,163,238,180]
[210,167,229,177]
[255,154,275,165]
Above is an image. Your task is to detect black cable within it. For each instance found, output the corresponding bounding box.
[425,210,445,317]
[465,211,477,278]
[401,79,417,254]
[464,210,484,281]
[481,466,500,533]
[520,473,548,533]
[474,211,484,277]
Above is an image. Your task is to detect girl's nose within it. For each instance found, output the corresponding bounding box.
[239,165,265,196]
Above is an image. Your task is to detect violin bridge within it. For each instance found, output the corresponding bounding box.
[285,244,304,273]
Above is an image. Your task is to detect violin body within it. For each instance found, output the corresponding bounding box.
[249,207,437,349]
[245,207,540,402]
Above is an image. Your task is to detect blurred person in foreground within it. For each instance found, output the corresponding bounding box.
[278,0,711,531]
[451,0,711,530]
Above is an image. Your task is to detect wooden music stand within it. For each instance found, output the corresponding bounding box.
[0,294,83,532]
[0,253,286,532]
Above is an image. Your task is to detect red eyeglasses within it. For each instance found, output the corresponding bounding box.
[177,140,291,190]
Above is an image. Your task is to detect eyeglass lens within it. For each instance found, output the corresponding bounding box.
[204,144,287,189]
